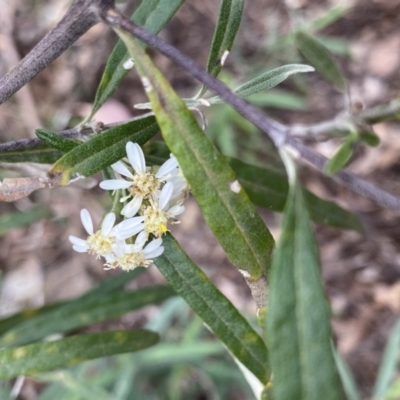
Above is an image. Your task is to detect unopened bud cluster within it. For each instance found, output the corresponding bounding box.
[69,142,188,271]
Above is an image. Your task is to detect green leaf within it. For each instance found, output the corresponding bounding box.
[36,129,80,152]
[245,89,307,110]
[0,208,51,237]
[0,144,62,164]
[324,135,355,175]
[199,0,243,95]
[333,349,360,400]
[49,116,158,185]
[155,233,270,384]
[294,29,347,92]
[117,30,274,279]
[0,286,174,347]
[89,0,186,119]
[0,269,144,337]
[0,330,159,379]
[267,181,342,399]
[358,128,380,147]
[208,64,314,104]
[144,142,363,232]
[373,318,400,399]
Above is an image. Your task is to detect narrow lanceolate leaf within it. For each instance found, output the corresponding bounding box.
[373,318,400,399]
[155,234,270,384]
[324,135,355,176]
[144,142,363,232]
[0,269,145,337]
[36,129,80,152]
[208,64,314,104]
[49,116,158,185]
[0,330,159,379]
[0,144,62,164]
[0,286,174,347]
[267,182,343,400]
[89,0,186,119]
[294,29,347,92]
[334,349,360,400]
[198,0,243,97]
[116,30,274,279]
[0,208,51,236]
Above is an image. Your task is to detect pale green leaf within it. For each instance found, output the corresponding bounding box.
[294,29,347,92]
[208,64,314,104]
[324,135,355,175]
[0,330,159,379]
[267,181,342,399]
[373,318,400,399]
[333,349,360,400]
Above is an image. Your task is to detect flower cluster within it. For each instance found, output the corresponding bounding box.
[69,142,188,271]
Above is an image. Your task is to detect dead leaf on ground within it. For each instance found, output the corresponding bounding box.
[0,177,46,202]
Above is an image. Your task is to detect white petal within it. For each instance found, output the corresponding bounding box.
[115,217,145,240]
[80,209,93,235]
[156,157,178,179]
[69,235,87,247]
[126,142,146,173]
[100,179,132,190]
[143,246,164,259]
[158,182,174,210]
[111,243,125,258]
[121,195,143,218]
[143,238,162,254]
[168,204,185,217]
[101,213,116,236]
[73,245,89,253]
[170,178,187,199]
[111,161,135,179]
[135,230,148,248]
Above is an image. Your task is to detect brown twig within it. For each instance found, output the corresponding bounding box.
[0,0,114,105]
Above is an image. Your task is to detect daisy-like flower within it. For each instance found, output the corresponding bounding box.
[104,231,164,271]
[143,182,185,238]
[69,209,144,258]
[100,142,180,218]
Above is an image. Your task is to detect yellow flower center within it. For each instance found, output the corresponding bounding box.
[115,252,151,271]
[130,173,159,197]
[143,205,168,238]
[87,231,114,257]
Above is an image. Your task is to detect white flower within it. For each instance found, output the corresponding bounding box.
[100,142,180,218]
[104,231,164,271]
[143,182,185,238]
[69,209,144,258]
